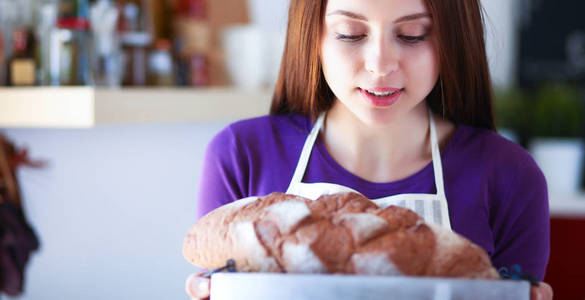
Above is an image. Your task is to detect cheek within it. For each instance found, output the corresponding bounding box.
[321,38,361,90]
[402,45,439,87]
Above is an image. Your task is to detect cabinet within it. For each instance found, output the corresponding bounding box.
[545,217,585,300]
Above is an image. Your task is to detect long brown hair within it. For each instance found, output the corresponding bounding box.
[270,0,496,131]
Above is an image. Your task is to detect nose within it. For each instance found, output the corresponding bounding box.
[365,38,399,77]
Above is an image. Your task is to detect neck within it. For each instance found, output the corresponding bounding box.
[322,101,432,182]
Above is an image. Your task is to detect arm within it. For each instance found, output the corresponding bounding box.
[186,126,249,300]
[196,126,249,219]
[490,154,550,281]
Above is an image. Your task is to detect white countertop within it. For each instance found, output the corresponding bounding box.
[549,193,585,217]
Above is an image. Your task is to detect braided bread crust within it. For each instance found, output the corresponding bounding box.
[183,192,499,279]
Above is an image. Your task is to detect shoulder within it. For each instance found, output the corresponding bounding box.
[207,113,311,152]
[446,124,547,203]
[452,125,547,208]
[229,112,310,139]
[452,125,538,169]
[201,113,312,199]
[204,113,312,180]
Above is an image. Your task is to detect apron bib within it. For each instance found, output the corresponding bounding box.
[285,108,452,230]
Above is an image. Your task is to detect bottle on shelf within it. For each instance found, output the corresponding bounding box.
[174,0,209,86]
[36,1,58,86]
[7,28,36,86]
[0,30,4,85]
[147,39,174,86]
[54,0,92,85]
[119,1,152,86]
[90,0,121,87]
[1,0,35,86]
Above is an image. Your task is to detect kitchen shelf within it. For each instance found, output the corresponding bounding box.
[0,87,273,128]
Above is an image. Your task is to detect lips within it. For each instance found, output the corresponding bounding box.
[359,87,403,107]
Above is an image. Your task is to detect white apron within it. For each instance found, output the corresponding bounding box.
[285,109,452,230]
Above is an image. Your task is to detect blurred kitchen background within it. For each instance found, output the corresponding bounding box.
[0,0,583,299]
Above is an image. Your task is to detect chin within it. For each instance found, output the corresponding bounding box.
[355,108,400,128]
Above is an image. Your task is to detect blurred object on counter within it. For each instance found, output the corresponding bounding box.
[54,0,92,85]
[494,83,585,195]
[90,0,121,87]
[496,83,585,194]
[7,28,36,86]
[173,0,209,86]
[221,25,262,89]
[221,25,283,89]
[495,84,585,145]
[529,83,585,195]
[0,133,43,297]
[147,39,174,86]
[531,84,584,139]
[532,138,584,195]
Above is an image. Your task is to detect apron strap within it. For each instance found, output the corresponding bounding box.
[429,109,447,200]
[288,109,447,202]
[286,112,326,192]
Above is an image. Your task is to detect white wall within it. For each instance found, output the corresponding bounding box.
[4,122,227,300]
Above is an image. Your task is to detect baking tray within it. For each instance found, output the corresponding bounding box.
[210,273,529,300]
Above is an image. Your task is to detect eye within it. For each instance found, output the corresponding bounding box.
[398,34,427,44]
[335,33,366,42]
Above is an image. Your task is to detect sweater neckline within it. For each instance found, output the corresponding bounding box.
[304,114,463,190]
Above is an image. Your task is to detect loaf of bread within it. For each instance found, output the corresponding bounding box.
[183,192,500,279]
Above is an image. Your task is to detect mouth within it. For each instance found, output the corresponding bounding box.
[358,87,403,107]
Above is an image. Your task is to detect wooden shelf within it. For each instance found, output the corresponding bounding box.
[0,87,273,128]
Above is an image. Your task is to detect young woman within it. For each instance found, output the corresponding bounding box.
[186,0,552,298]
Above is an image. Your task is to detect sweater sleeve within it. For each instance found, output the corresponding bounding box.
[490,154,550,281]
[196,126,248,219]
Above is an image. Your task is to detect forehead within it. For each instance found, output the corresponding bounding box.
[324,0,430,23]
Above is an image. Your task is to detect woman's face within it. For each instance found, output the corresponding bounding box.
[321,0,439,126]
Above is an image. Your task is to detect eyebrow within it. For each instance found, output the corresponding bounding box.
[326,10,431,23]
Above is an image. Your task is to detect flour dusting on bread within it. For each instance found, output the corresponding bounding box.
[335,213,389,245]
[231,221,280,272]
[183,192,500,279]
[282,242,328,273]
[351,252,402,275]
[265,201,311,234]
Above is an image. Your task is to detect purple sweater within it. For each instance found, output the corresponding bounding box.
[197,113,550,280]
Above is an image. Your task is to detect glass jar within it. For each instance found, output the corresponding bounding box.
[53,0,92,85]
[147,39,174,86]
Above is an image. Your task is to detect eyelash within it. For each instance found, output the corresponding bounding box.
[335,34,366,42]
[334,34,427,44]
[399,34,427,44]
